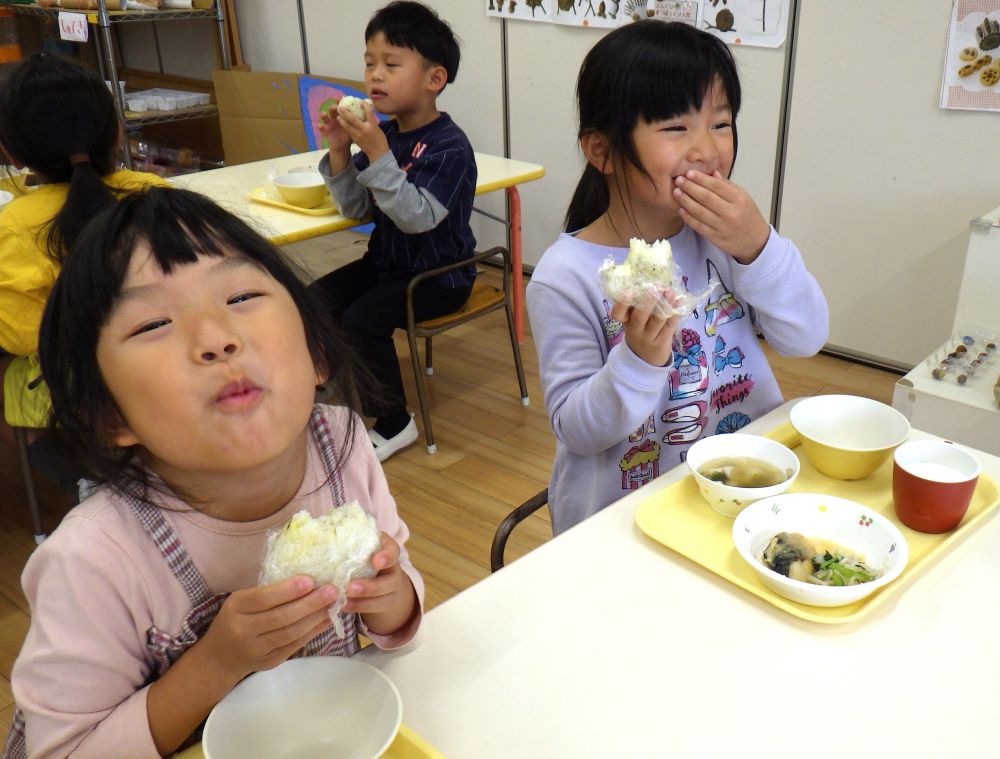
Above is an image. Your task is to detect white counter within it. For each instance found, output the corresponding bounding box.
[892,329,1000,456]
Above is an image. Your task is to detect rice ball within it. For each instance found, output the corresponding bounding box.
[337,95,373,122]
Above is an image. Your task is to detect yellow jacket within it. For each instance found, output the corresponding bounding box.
[0,169,168,426]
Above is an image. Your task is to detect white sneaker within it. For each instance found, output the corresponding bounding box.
[367,415,418,462]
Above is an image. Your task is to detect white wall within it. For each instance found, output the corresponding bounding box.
[778,0,1000,367]
[235,3,787,270]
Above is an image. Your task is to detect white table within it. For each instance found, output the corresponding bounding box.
[171,149,544,341]
[892,329,1000,456]
[359,400,1000,757]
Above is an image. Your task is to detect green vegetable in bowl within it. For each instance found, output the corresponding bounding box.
[810,551,878,586]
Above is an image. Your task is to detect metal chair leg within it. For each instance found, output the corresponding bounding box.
[424,336,433,375]
[14,428,46,544]
[407,326,437,455]
[505,295,530,407]
[491,488,548,572]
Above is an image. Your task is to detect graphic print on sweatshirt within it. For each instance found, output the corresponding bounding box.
[704,258,745,337]
[601,299,624,348]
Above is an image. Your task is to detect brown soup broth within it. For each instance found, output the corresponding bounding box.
[697,456,791,488]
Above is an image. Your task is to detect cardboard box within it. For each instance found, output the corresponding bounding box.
[213,69,367,166]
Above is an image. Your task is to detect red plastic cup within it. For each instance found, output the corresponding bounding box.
[892,440,980,533]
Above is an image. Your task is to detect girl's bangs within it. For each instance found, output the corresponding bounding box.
[628,44,739,126]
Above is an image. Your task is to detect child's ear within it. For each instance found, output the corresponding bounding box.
[100,409,139,449]
[426,64,448,94]
[110,424,140,449]
[580,132,614,175]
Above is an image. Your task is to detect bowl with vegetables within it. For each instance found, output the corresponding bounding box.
[732,493,909,607]
[686,433,800,518]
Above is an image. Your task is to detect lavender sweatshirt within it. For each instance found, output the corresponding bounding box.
[526,225,828,534]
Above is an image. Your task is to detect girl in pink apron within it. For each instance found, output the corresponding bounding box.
[4,187,423,758]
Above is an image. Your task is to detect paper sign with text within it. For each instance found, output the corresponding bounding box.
[58,12,89,43]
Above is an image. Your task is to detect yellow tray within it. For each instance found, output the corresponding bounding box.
[635,423,1000,624]
[248,186,339,216]
[176,723,444,759]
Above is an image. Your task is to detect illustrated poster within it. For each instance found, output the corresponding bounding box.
[485,0,789,48]
[940,0,1000,111]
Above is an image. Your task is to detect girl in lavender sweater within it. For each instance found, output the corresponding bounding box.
[527,21,828,534]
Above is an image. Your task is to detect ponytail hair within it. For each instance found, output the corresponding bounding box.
[0,54,120,261]
[565,163,610,234]
[564,20,742,232]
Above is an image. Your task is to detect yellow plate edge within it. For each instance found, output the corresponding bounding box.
[248,186,340,216]
[381,723,446,759]
[635,422,1000,624]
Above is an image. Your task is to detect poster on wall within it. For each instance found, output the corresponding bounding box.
[485,0,788,48]
[940,0,1000,111]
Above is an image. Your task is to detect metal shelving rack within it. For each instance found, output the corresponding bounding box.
[12,1,230,168]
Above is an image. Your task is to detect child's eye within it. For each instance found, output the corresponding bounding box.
[228,292,263,305]
[129,319,170,337]
[713,121,732,130]
[660,125,686,133]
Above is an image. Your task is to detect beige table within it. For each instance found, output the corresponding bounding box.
[358,400,1000,757]
[172,149,544,341]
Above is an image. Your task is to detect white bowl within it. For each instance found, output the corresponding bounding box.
[0,190,14,211]
[203,656,402,759]
[789,394,910,480]
[685,433,799,518]
[732,493,909,607]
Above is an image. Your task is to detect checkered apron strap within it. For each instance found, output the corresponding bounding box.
[310,405,347,505]
[2,708,27,759]
[122,484,213,607]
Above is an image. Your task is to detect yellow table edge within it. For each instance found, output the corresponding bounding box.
[475,166,545,195]
[635,422,1000,625]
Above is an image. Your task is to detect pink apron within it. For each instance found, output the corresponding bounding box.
[3,406,360,758]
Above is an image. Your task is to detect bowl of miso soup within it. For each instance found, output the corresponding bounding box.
[686,433,800,518]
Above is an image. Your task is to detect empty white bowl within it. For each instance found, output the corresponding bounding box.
[0,190,14,212]
[202,656,402,759]
[686,433,799,518]
[732,493,909,607]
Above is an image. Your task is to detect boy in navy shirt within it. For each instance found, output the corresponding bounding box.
[316,0,476,461]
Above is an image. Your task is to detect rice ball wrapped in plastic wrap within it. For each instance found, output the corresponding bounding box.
[260,501,381,638]
[598,237,714,319]
[337,95,373,122]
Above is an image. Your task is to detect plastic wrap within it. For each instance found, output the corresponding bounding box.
[598,237,715,319]
[337,95,373,122]
[260,501,381,638]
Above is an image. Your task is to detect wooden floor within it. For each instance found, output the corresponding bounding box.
[0,266,903,738]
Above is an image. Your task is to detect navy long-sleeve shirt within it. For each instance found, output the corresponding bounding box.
[320,112,478,288]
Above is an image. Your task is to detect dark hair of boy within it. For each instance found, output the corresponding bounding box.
[38,187,375,499]
[365,1,460,87]
[0,53,121,261]
[565,20,742,233]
